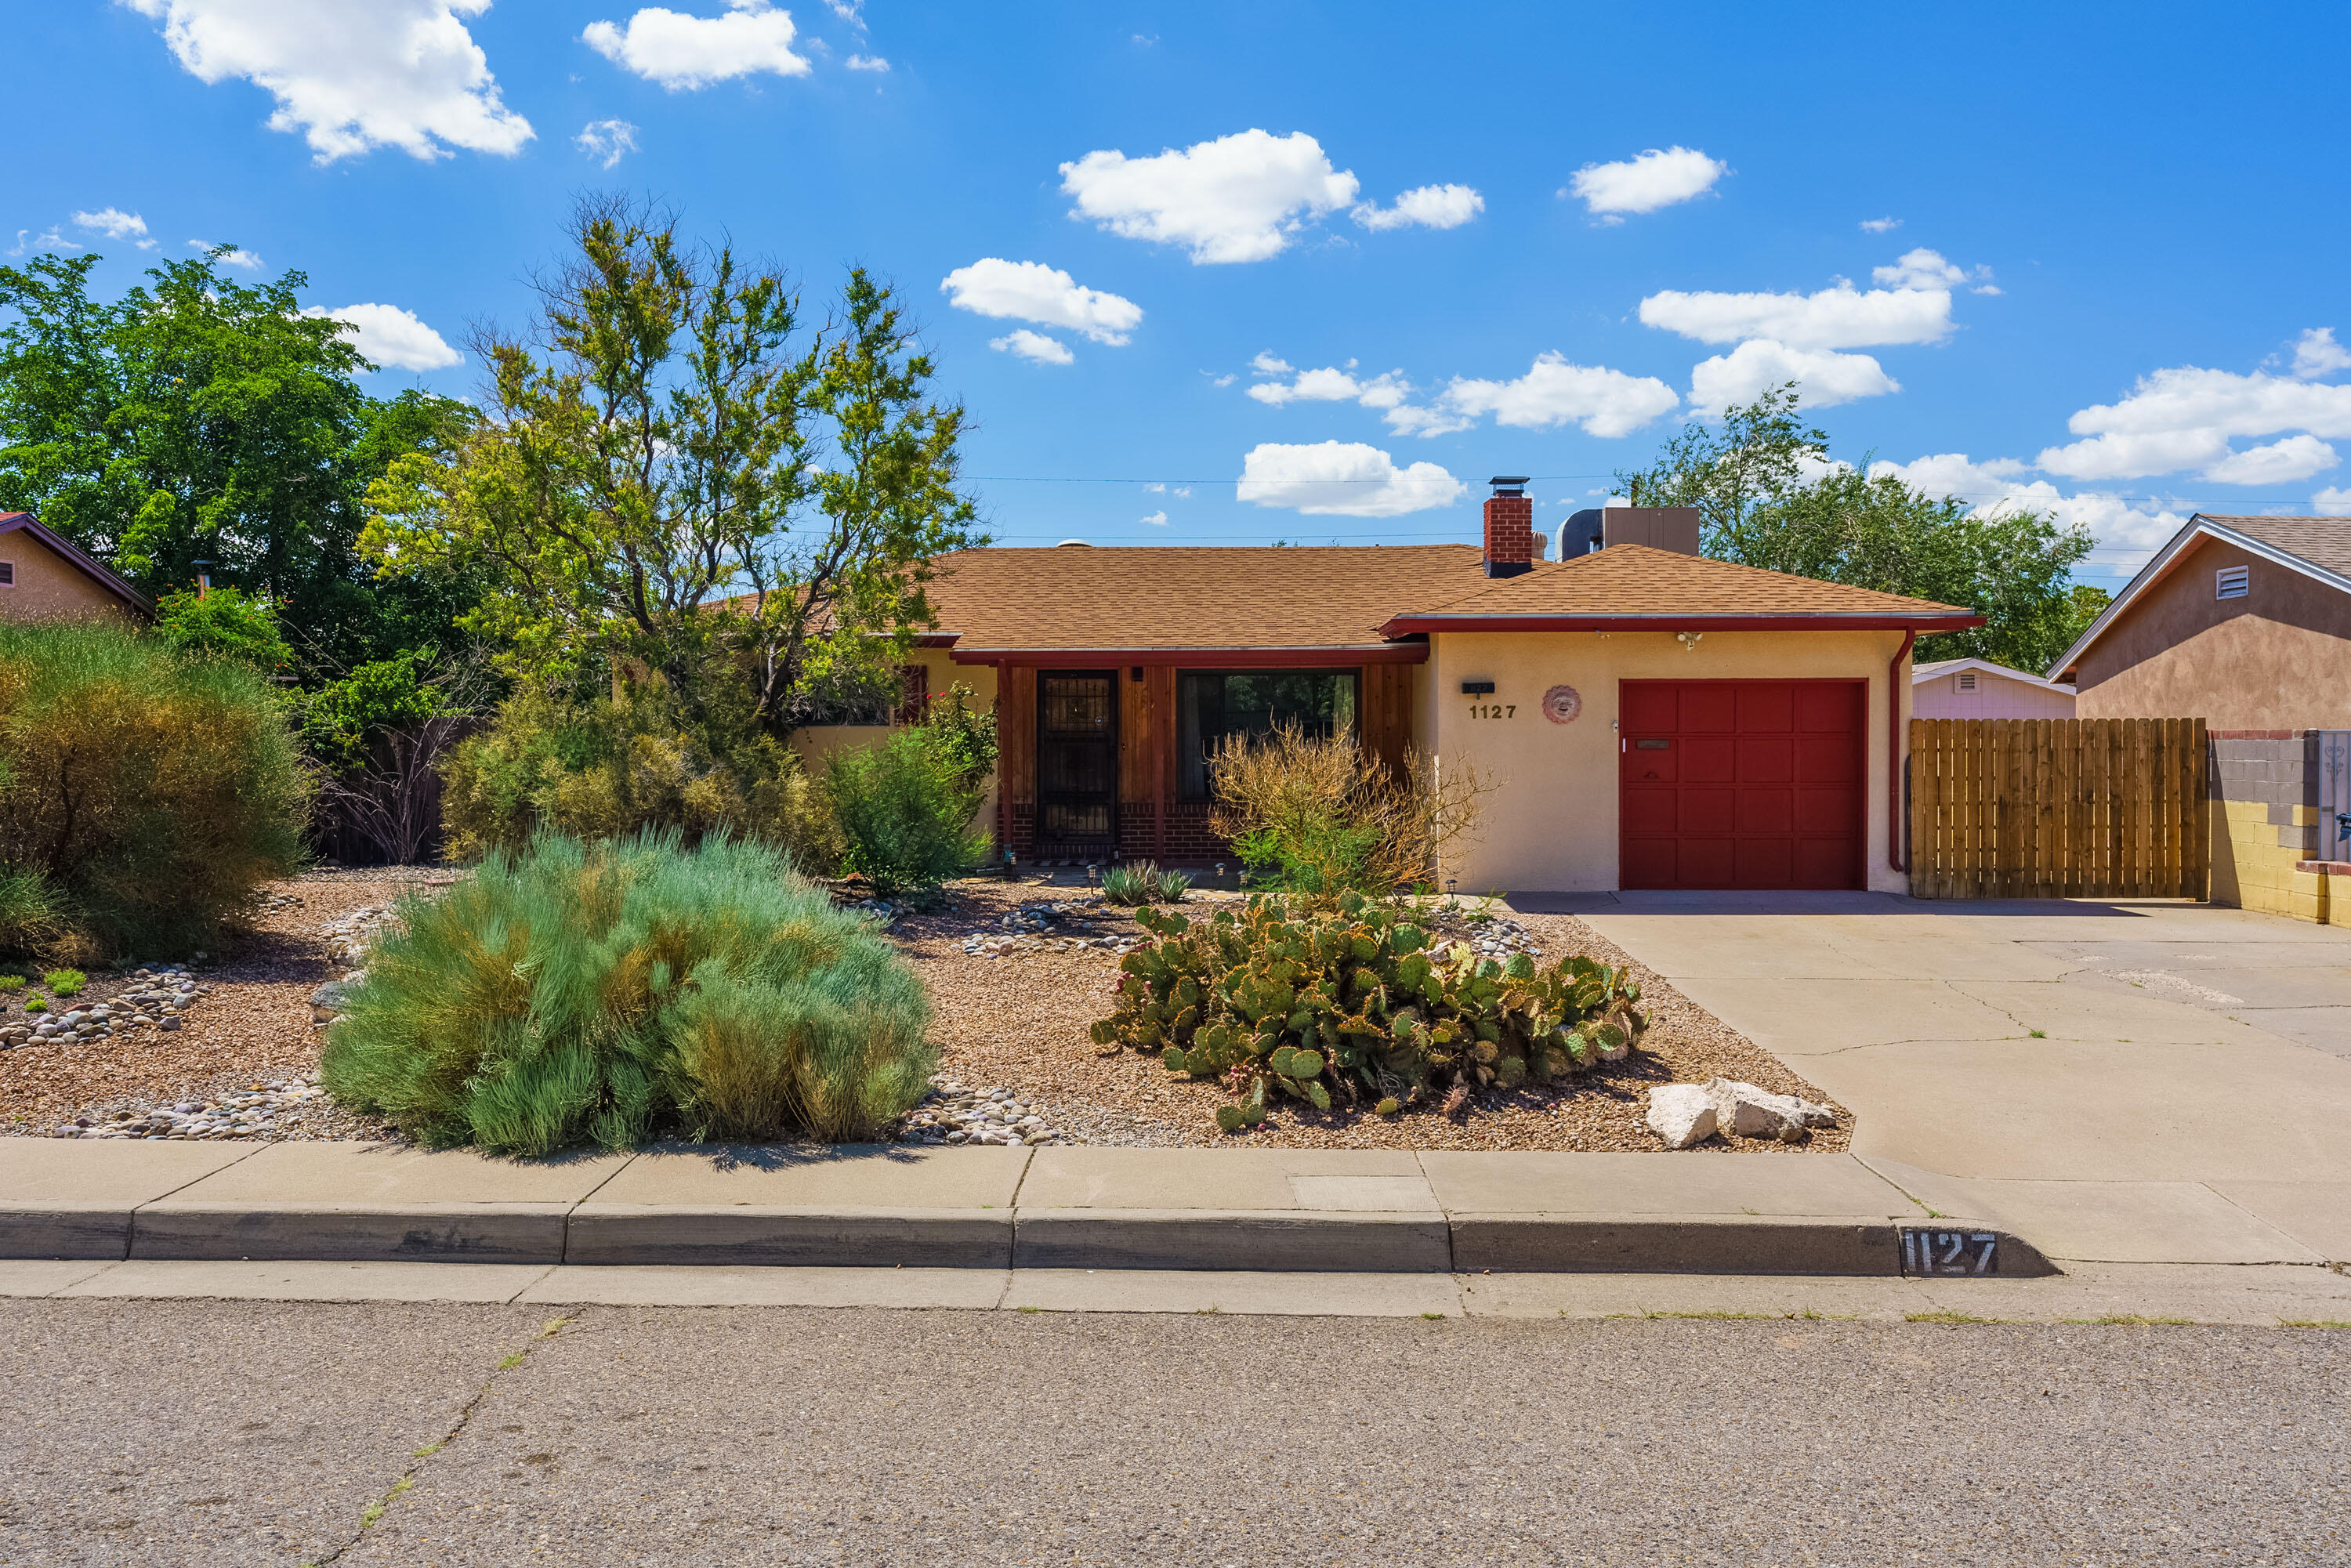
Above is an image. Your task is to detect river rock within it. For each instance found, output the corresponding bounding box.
[1646,1084,1719,1149]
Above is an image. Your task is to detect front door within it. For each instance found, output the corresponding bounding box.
[1037,671,1118,857]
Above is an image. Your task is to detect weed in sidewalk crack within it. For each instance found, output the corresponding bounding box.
[2061,1313,2194,1327]
[2281,1319,2351,1328]
[1905,1310,2011,1324]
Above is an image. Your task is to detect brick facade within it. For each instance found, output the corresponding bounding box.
[1482,494,1534,572]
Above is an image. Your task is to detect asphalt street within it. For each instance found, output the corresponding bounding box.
[2,1298,2345,1566]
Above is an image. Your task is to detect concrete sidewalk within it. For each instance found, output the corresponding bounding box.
[1532,889,2351,1269]
[0,1139,2056,1277]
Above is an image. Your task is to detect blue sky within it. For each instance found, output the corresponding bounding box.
[9,1,2349,589]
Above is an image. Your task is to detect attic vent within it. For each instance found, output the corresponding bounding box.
[2215,564,2249,599]
[1056,538,1092,548]
[1955,670,1977,692]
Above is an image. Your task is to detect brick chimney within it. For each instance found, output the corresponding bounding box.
[1482,475,1534,578]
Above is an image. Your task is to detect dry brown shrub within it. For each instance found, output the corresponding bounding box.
[1208,722,1495,898]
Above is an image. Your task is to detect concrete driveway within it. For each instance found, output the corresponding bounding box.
[1510,889,2351,1266]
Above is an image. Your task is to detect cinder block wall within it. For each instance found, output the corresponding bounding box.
[2208,730,2342,925]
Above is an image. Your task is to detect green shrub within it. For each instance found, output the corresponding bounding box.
[439,685,835,867]
[0,974,23,993]
[41,968,85,997]
[0,866,61,954]
[0,620,310,961]
[24,994,45,1013]
[823,727,990,897]
[320,831,934,1155]
[1090,893,1647,1129]
[922,682,998,788]
[153,585,295,673]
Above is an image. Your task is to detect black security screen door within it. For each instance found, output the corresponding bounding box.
[1038,672,1117,851]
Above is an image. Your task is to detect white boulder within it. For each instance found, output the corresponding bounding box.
[1646,1084,1719,1149]
[1704,1079,1837,1142]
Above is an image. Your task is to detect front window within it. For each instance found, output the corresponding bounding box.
[1177,669,1358,799]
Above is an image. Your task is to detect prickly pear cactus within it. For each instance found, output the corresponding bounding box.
[1090,893,1648,1132]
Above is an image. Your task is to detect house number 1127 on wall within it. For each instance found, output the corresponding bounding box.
[1467,703,1516,719]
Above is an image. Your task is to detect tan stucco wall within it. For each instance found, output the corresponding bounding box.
[0,531,135,622]
[787,651,1002,844]
[1912,668,2075,719]
[1423,628,1912,895]
[2074,538,2351,728]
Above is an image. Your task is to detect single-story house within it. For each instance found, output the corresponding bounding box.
[2049,512,2351,730]
[816,481,1980,894]
[0,512,154,625]
[1911,657,2075,719]
[2048,512,2351,925]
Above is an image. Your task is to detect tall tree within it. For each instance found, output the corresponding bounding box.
[1617,386,2107,671]
[0,247,477,678]
[363,197,984,735]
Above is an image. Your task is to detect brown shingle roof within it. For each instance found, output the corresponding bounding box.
[1378,543,1976,630]
[911,541,1978,656]
[2192,515,2351,580]
[923,545,1488,652]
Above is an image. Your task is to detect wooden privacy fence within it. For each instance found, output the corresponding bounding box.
[1908,717,2208,900]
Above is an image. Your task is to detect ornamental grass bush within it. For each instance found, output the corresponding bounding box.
[1092,893,1647,1131]
[0,620,309,961]
[321,831,933,1155]
[1208,723,1494,900]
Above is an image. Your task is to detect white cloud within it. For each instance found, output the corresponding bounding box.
[989,329,1074,365]
[2036,365,2351,481]
[1872,246,1997,295]
[190,240,263,270]
[1237,440,1467,517]
[124,0,533,162]
[843,53,888,71]
[1860,216,1901,234]
[1247,365,1411,411]
[300,302,462,371]
[1250,351,1293,376]
[1394,352,1679,440]
[1139,510,1168,527]
[1688,339,1900,415]
[940,259,1141,346]
[1564,147,1725,220]
[1873,452,2190,570]
[71,208,150,246]
[824,0,861,20]
[1144,482,1192,498]
[17,229,82,255]
[2314,484,2351,512]
[575,118,639,168]
[582,0,810,90]
[2200,434,2338,486]
[2290,326,2351,379]
[1060,129,1360,264]
[1639,277,1955,349]
[1351,183,1483,233]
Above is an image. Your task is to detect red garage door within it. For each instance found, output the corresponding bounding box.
[1619,679,1866,890]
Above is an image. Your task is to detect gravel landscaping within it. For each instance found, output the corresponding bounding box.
[2,870,1848,1154]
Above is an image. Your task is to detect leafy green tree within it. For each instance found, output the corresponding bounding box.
[153,585,295,672]
[1617,386,2103,670]
[361,197,985,739]
[0,248,477,679]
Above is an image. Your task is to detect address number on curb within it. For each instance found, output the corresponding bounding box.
[1900,1229,2000,1276]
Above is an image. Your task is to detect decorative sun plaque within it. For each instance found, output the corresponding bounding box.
[1541,684,1582,724]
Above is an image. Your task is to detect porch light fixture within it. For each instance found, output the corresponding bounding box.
[1675,631,1704,654]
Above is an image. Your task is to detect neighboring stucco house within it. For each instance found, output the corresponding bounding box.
[0,512,154,625]
[1912,657,2075,719]
[2049,513,2351,730]
[839,482,1979,894]
[2049,513,2351,926]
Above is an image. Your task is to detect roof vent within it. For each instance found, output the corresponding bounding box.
[1055,538,1092,548]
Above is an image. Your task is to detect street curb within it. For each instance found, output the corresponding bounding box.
[563,1206,1013,1269]
[130,1202,571,1264]
[1013,1209,1454,1273]
[0,1202,2063,1276]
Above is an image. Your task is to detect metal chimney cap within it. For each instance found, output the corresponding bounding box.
[1487,475,1531,487]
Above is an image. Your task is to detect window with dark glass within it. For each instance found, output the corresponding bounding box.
[1176,670,1359,799]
